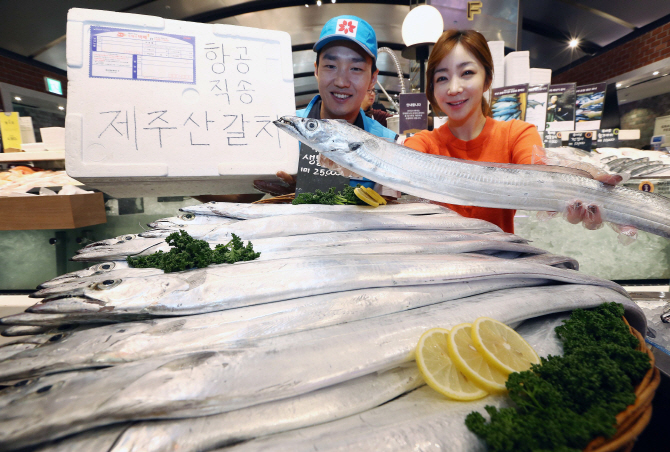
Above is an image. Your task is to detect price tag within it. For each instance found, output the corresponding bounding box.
[0,112,22,151]
[567,131,593,152]
[596,128,619,148]
[543,131,562,148]
[294,144,349,195]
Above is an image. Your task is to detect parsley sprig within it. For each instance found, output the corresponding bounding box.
[465,302,650,452]
[127,230,260,272]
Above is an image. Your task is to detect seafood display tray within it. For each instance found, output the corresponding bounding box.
[0,192,106,230]
[0,151,65,163]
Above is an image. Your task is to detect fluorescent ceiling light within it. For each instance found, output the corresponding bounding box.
[616,83,622,87]
[14,96,21,101]
[652,71,660,76]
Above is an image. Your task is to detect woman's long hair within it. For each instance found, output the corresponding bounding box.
[426,30,494,118]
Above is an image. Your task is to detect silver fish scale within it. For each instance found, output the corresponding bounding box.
[274,117,670,238]
[37,315,570,452]
[138,213,502,241]
[0,279,549,381]
[180,202,455,218]
[0,285,634,450]
[29,254,626,317]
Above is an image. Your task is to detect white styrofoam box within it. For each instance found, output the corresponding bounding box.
[40,127,65,151]
[529,68,552,85]
[504,51,530,86]
[65,8,298,197]
[487,41,505,89]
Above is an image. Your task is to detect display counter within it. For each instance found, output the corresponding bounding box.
[515,176,670,282]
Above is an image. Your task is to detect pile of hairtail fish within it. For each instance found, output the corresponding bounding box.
[0,117,659,451]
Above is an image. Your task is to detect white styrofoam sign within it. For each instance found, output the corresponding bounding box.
[65,8,298,189]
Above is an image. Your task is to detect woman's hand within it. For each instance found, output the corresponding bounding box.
[539,173,638,244]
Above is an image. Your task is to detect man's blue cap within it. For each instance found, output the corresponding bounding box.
[313,15,378,61]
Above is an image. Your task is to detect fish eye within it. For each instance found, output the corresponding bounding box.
[306,120,318,131]
[97,262,115,271]
[179,213,195,221]
[124,235,135,241]
[92,279,122,290]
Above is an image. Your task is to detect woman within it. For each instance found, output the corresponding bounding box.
[403,30,543,233]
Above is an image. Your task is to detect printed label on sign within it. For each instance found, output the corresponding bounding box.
[0,112,22,150]
[596,128,619,148]
[89,26,196,84]
[295,144,350,195]
[543,131,562,148]
[399,93,427,134]
[567,131,592,152]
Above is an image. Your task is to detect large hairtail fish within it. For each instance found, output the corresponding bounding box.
[273,117,670,239]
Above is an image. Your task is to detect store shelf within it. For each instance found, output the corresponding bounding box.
[0,150,64,162]
[0,192,106,230]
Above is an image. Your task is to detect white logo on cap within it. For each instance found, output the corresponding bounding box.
[336,19,358,37]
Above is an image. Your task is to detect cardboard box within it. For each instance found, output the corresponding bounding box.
[0,192,107,230]
[65,8,299,198]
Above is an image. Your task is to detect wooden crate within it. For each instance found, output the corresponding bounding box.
[0,192,107,230]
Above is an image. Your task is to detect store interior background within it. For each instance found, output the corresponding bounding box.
[1,0,670,289]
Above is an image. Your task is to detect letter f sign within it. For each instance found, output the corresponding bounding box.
[467,1,482,21]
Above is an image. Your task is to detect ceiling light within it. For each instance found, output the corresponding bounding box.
[14,96,21,101]
[616,83,622,88]
[652,71,660,76]
[332,0,336,2]
[316,0,322,5]
[58,106,64,110]
[402,5,444,47]
[569,39,579,48]
[305,4,308,7]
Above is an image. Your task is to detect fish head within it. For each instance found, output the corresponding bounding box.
[38,262,125,288]
[72,237,166,261]
[30,273,197,314]
[148,212,204,229]
[81,233,142,249]
[32,268,165,297]
[274,116,353,153]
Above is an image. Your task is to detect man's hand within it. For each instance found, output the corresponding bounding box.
[252,171,297,196]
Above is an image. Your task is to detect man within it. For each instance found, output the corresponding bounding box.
[361,88,393,128]
[253,15,396,197]
[297,15,396,140]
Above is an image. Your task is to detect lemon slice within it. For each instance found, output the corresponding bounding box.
[354,187,379,207]
[447,323,509,394]
[471,317,540,376]
[415,328,488,401]
[362,186,387,205]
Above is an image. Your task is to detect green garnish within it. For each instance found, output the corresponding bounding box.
[465,302,650,452]
[127,230,260,272]
[292,186,367,205]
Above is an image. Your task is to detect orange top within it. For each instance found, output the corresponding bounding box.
[404,118,543,233]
